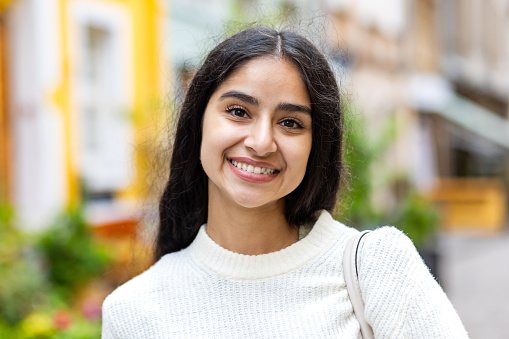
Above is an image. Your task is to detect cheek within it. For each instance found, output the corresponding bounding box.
[200,118,235,174]
[284,135,312,176]
[298,144,313,176]
[200,113,216,173]
[200,132,219,172]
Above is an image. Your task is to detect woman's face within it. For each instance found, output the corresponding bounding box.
[200,56,312,211]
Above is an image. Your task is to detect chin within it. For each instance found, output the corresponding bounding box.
[230,194,282,210]
[233,199,274,210]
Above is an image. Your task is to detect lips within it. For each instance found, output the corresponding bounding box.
[227,157,279,183]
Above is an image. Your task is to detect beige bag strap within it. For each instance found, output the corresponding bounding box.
[343,231,374,339]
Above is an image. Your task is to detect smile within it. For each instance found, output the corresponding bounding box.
[228,159,278,175]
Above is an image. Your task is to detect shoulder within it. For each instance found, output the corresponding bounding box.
[364,226,414,248]
[103,259,157,315]
[101,250,189,327]
[362,226,420,264]
[359,226,426,290]
[101,261,159,337]
[101,250,194,336]
[358,227,469,337]
[357,226,428,316]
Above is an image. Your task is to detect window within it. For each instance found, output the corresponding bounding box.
[71,3,133,200]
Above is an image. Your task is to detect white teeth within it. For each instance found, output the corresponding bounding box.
[229,160,276,175]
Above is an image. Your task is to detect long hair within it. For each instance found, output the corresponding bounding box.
[155,27,344,260]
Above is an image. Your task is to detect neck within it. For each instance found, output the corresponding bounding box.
[206,196,299,256]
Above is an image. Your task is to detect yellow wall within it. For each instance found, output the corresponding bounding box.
[55,0,76,206]
[51,0,167,206]
[0,17,10,200]
[0,0,12,12]
[120,0,167,200]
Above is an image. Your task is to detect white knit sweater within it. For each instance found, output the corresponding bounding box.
[102,211,468,338]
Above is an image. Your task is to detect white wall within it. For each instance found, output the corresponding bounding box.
[7,0,67,230]
[68,1,134,194]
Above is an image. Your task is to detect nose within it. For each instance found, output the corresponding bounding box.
[244,118,277,156]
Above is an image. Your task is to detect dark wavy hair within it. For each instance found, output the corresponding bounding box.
[155,26,344,260]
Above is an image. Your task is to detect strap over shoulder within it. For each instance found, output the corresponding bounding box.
[343,231,374,339]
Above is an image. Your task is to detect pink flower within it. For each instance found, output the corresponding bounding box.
[82,298,102,321]
[53,309,72,331]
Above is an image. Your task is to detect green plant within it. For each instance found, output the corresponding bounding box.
[390,192,439,249]
[339,111,377,227]
[0,308,103,339]
[340,107,396,228]
[339,108,438,249]
[36,208,112,297]
[52,316,102,339]
[0,204,111,337]
[0,203,49,325]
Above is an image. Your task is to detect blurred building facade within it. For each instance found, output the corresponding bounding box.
[0,0,168,230]
[325,0,509,232]
[167,0,318,96]
[3,0,507,232]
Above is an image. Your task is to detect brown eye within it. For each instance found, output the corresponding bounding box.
[226,105,249,118]
[280,119,303,129]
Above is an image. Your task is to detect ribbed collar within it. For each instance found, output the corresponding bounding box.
[188,210,341,280]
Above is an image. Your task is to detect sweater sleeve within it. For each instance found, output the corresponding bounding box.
[358,226,469,339]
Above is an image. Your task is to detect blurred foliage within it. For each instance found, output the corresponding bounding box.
[341,108,397,227]
[52,316,102,339]
[229,2,297,33]
[390,192,439,249]
[0,309,102,339]
[340,111,379,227]
[36,209,112,296]
[0,203,112,337]
[0,204,49,325]
[341,108,439,249]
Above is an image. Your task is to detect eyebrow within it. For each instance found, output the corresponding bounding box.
[219,90,259,106]
[276,102,311,115]
[218,90,312,115]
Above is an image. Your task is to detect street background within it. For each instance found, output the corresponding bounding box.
[0,0,508,337]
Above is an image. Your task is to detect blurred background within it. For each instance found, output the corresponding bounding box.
[0,0,508,337]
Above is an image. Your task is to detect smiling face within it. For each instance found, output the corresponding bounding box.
[200,56,312,212]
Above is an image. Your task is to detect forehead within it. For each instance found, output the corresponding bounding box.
[212,56,311,106]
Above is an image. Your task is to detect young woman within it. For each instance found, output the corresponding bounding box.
[102,27,468,338]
